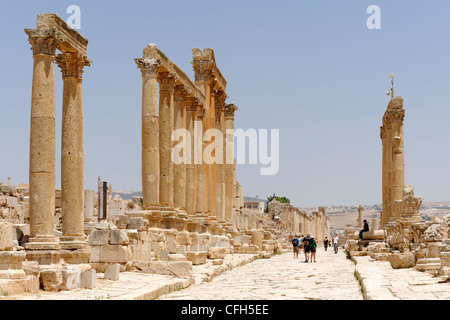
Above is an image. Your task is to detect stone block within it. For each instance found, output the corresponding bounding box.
[117,215,128,229]
[178,231,191,246]
[370,253,389,261]
[0,220,13,251]
[0,251,26,270]
[22,260,39,277]
[110,229,129,245]
[186,251,208,265]
[347,240,359,252]
[160,250,170,261]
[81,269,96,289]
[388,252,415,269]
[105,264,120,281]
[208,247,227,260]
[127,229,139,241]
[168,254,187,262]
[40,268,63,292]
[176,246,187,256]
[211,259,223,265]
[88,230,110,246]
[127,217,145,231]
[131,260,192,277]
[362,230,386,240]
[440,252,450,267]
[100,244,132,264]
[60,265,81,291]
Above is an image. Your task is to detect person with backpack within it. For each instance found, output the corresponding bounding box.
[303,234,311,263]
[298,234,304,254]
[291,235,300,259]
[310,236,317,262]
[323,237,329,251]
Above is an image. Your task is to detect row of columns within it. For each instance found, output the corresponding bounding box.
[136,47,239,235]
[25,26,91,265]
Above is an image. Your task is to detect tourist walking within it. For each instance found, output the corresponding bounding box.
[298,234,304,254]
[310,236,317,262]
[303,234,311,262]
[333,234,339,254]
[323,237,329,251]
[291,235,300,259]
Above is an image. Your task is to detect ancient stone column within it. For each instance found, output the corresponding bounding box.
[215,91,226,224]
[357,205,364,228]
[380,126,389,227]
[224,104,237,224]
[192,49,214,217]
[24,27,61,264]
[195,107,210,233]
[135,57,161,211]
[173,85,189,231]
[207,84,217,217]
[84,190,95,223]
[173,85,187,212]
[185,97,198,216]
[56,52,91,263]
[158,72,177,228]
[381,97,405,226]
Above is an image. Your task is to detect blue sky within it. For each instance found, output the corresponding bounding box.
[1,1,450,208]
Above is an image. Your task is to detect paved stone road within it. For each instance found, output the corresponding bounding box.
[160,248,363,300]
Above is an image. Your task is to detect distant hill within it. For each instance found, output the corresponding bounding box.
[112,191,142,200]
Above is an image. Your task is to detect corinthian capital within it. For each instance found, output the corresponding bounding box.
[56,52,92,79]
[25,27,60,56]
[224,103,238,118]
[215,90,228,110]
[191,60,215,82]
[158,72,177,91]
[135,58,161,77]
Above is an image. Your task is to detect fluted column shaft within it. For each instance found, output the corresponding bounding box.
[224,104,237,223]
[185,99,198,215]
[57,52,90,244]
[195,107,207,215]
[25,28,60,253]
[158,72,176,211]
[215,91,226,222]
[173,85,187,211]
[136,58,161,210]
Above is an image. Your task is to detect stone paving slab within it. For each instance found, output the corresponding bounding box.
[160,248,363,300]
[353,255,450,300]
[8,254,260,300]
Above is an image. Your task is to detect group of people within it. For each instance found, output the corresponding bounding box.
[291,233,340,262]
[291,234,318,263]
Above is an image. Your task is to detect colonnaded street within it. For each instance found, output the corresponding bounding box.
[160,248,363,300]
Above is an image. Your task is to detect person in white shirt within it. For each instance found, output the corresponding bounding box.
[333,234,339,254]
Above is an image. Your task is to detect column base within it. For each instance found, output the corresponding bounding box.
[196,212,210,234]
[59,236,91,264]
[161,208,177,230]
[187,215,199,233]
[25,249,61,266]
[174,210,188,232]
